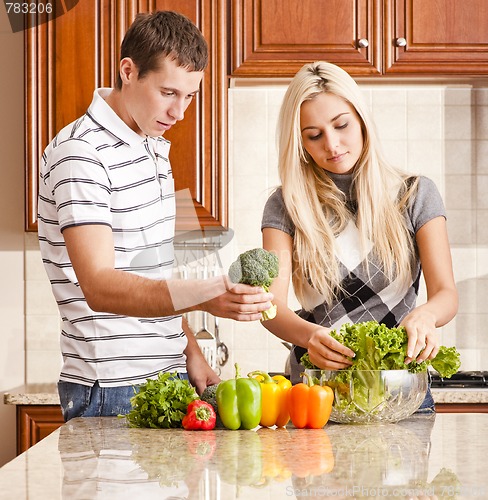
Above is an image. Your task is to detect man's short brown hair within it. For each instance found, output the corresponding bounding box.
[115,10,208,89]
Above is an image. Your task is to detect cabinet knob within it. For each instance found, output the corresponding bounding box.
[358,38,369,48]
[395,37,407,47]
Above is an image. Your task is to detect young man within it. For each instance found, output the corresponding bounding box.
[38,11,273,421]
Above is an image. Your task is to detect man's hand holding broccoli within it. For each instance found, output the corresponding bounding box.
[228,248,279,321]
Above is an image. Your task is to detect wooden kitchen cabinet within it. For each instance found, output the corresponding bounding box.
[25,0,227,232]
[231,0,488,77]
[385,0,488,74]
[16,405,64,455]
[231,0,382,76]
[435,403,488,413]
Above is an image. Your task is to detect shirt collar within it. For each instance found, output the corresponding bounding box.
[88,88,164,148]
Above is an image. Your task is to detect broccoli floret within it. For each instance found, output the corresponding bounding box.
[201,384,218,413]
[228,248,279,321]
[201,384,225,428]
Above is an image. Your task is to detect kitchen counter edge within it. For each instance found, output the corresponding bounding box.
[4,384,488,406]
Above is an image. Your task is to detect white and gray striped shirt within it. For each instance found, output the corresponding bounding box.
[38,88,187,387]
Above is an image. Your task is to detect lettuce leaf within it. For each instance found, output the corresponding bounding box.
[301,320,461,378]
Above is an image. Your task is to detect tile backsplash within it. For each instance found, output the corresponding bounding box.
[24,83,488,383]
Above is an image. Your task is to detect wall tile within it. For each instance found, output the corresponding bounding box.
[268,348,290,374]
[476,279,488,315]
[440,320,456,346]
[446,210,475,245]
[453,314,477,348]
[476,247,488,276]
[476,140,488,174]
[230,88,268,178]
[26,350,62,384]
[25,315,60,351]
[444,140,473,175]
[445,87,473,106]
[475,106,488,140]
[373,105,407,141]
[25,247,47,282]
[372,88,407,107]
[445,174,473,210]
[476,175,488,209]
[231,209,264,248]
[476,210,488,245]
[233,349,269,376]
[407,140,443,179]
[455,278,477,314]
[475,88,488,106]
[407,87,443,106]
[233,321,268,350]
[450,248,477,283]
[381,140,407,169]
[445,105,472,141]
[25,279,59,316]
[456,349,480,371]
[408,105,442,141]
[232,175,270,212]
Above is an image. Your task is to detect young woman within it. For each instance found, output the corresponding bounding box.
[261,61,458,409]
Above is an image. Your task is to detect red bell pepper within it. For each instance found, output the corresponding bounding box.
[182,400,216,430]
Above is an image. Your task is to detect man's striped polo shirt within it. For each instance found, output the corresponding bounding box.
[38,88,187,387]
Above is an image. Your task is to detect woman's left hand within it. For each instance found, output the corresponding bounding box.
[400,309,440,364]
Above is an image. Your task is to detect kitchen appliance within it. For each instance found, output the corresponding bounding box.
[429,370,488,388]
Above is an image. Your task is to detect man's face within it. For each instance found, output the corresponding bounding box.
[121,56,204,137]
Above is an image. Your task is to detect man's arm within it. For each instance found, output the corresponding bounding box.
[63,224,273,320]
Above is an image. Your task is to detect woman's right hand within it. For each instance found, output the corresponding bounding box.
[306,327,355,370]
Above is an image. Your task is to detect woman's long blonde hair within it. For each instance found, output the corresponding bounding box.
[278,61,418,310]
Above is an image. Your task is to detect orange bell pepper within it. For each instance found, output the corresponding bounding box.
[287,373,334,429]
[248,371,291,427]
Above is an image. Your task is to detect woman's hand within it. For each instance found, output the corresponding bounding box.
[400,309,440,364]
[306,327,355,370]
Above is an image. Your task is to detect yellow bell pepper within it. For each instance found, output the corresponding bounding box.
[272,375,292,427]
[248,371,291,427]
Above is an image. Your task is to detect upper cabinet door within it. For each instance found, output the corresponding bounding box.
[385,0,488,74]
[231,0,382,77]
[26,0,227,232]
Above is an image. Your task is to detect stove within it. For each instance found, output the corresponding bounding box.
[429,370,488,388]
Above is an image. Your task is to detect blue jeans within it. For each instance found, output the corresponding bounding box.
[58,374,189,422]
[415,370,435,414]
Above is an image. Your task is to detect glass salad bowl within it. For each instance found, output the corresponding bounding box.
[304,369,428,424]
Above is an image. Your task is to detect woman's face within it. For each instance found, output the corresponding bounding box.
[300,92,364,175]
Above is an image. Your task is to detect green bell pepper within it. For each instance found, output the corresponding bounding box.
[216,363,262,430]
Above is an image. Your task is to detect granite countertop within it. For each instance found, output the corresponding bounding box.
[4,383,488,405]
[3,384,59,405]
[432,388,488,404]
[0,413,487,499]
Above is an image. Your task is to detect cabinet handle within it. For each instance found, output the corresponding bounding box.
[357,38,369,48]
[395,37,407,47]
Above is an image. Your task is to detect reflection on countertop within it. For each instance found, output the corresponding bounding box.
[0,413,487,499]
